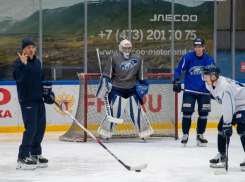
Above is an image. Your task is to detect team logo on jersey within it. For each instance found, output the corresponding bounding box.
[120,59,138,70]
[54,92,75,116]
[189,66,203,75]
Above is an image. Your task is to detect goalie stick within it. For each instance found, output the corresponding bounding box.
[51,95,147,171]
[181,88,211,96]
[214,135,229,175]
[96,48,123,124]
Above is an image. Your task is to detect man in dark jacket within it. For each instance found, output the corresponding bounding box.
[13,38,54,170]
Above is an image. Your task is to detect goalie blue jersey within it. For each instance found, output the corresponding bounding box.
[174,51,215,94]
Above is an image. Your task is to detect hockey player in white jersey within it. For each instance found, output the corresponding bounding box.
[96,39,153,140]
[201,64,245,171]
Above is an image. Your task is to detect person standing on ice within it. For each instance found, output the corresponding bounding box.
[173,38,215,147]
[200,64,245,170]
[13,38,55,170]
[96,39,153,140]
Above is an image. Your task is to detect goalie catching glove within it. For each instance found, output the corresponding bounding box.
[96,76,112,99]
[42,81,55,104]
[136,80,149,99]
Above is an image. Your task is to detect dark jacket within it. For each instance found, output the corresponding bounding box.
[13,55,44,104]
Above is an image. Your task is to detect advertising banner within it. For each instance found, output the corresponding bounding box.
[241,63,245,72]
[0,85,79,126]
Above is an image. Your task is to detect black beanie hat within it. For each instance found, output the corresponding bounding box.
[22,38,35,49]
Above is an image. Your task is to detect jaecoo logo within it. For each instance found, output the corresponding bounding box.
[150,14,198,22]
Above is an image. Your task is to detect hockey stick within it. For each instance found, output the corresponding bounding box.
[51,95,147,171]
[181,88,211,96]
[214,135,229,175]
[96,48,123,124]
[225,135,229,172]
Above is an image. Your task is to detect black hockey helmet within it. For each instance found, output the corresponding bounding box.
[193,38,205,47]
[201,64,220,80]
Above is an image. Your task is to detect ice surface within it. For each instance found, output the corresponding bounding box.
[0,129,244,182]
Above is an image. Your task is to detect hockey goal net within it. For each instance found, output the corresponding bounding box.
[59,73,178,142]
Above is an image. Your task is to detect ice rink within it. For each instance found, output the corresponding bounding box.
[0,129,244,182]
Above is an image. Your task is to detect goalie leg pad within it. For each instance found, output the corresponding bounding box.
[96,77,112,99]
[126,95,154,139]
[110,95,128,118]
[97,95,127,139]
[97,115,117,139]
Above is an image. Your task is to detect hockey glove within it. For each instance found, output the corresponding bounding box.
[173,78,181,93]
[222,123,232,138]
[96,76,112,99]
[44,91,55,105]
[42,81,52,97]
[210,94,215,100]
[136,80,149,99]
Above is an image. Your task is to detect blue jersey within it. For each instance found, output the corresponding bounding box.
[174,51,215,94]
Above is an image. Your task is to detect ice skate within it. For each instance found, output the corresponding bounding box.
[16,157,37,170]
[30,155,48,168]
[209,153,226,168]
[181,134,189,147]
[196,134,208,147]
[240,159,245,171]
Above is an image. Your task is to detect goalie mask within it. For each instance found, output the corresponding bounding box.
[201,64,220,82]
[119,39,132,59]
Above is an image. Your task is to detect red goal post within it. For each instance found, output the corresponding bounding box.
[59,73,178,142]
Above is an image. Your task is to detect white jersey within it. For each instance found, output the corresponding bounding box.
[206,76,245,124]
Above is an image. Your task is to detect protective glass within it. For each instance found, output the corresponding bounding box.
[201,73,212,81]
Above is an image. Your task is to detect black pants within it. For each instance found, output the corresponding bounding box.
[217,115,245,153]
[181,94,210,134]
[18,99,46,158]
[109,86,144,105]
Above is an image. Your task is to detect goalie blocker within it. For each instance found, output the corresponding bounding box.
[98,94,154,140]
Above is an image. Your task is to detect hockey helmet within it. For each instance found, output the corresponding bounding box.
[119,39,132,59]
[193,38,205,48]
[200,64,220,81]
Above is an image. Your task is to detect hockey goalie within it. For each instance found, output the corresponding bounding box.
[96,39,154,140]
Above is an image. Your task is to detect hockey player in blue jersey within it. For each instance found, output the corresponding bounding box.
[173,38,215,147]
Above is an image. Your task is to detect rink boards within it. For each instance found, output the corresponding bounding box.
[0,81,221,132]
